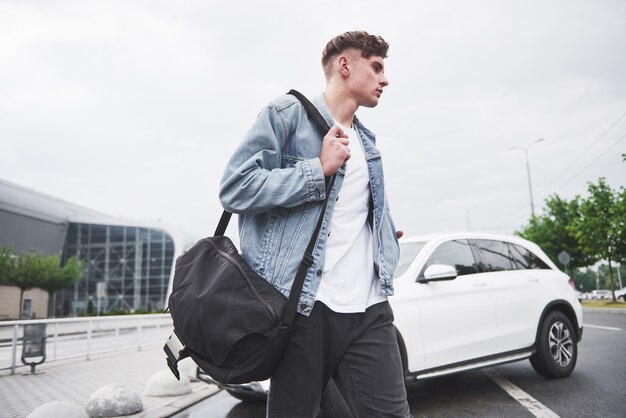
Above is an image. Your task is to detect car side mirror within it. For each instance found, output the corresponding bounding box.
[419,264,458,283]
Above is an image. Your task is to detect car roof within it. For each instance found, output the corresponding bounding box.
[400,231,534,246]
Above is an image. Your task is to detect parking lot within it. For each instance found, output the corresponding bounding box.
[174,310,625,418]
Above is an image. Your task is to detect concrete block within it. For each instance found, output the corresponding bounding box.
[145,369,192,397]
[85,383,143,417]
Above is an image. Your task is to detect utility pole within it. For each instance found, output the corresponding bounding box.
[509,138,544,217]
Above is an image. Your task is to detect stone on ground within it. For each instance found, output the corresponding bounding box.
[85,383,143,417]
[145,369,192,397]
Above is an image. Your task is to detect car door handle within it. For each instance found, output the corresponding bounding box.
[529,278,540,283]
[473,282,487,287]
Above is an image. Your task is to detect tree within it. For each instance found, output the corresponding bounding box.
[596,263,626,290]
[517,195,597,279]
[573,178,626,302]
[10,250,48,319]
[40,255,84,317]
[614,187,626,265]
[1,246,84,319]
[0,244,16,283]
[573,268,597,292]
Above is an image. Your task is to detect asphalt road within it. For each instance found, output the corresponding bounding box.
[173,310,625,418]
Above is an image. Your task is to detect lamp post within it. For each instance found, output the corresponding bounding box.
[509,138,544,217]
[456,205,478,230]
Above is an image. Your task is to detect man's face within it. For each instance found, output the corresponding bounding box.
[346,52,389,108]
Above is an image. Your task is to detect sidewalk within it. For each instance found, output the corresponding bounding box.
[0,344,219,418]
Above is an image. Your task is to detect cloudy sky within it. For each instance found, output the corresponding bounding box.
[1,0,625,241]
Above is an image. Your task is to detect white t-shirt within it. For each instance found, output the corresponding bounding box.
[315,123,387,313]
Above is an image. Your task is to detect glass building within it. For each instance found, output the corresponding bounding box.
[58,223,176,316]
[0,178,192,318]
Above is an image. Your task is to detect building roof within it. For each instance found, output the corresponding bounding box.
[0,178,193,247]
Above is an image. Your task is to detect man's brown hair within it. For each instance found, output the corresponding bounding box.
[321,31,389,68]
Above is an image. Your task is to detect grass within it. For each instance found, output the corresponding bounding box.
[581,299,626,308]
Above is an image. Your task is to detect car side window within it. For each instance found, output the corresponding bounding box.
[421,239,479,277]
[396,242,426,277]
[473,239,515,271]
[508,243,551,270]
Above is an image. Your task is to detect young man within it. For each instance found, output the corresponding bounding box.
[220,31,412,418]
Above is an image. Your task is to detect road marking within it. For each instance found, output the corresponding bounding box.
[484,369,560,418]
[584,324,622,331]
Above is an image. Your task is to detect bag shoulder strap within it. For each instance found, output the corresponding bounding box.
[281,90,335,325]
[215,90,335,326]
[287,89,330,136]
[214,211,232,236]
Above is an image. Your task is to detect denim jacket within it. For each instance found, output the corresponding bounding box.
[219,93,400,316]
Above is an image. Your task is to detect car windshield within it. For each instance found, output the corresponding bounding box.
[395,241,426,277]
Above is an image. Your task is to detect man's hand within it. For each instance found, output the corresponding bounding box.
[396,230,404,239]
[320,123,350,176]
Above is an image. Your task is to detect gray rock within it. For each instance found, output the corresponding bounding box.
[27,401,87,418]
[85,383,143,417]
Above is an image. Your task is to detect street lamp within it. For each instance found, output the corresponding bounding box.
[509,138,544,217]
[456,205,478,230]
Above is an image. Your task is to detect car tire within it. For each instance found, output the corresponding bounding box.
[530,311,577,378]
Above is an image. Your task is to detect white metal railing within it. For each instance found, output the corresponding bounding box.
[0,314,172,375]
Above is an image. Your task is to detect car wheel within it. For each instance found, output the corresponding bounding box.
[530,311,577,378]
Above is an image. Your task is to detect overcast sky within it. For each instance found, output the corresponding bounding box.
[1,0,625,242]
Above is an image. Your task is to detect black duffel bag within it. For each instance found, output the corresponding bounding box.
[164,90,334,384]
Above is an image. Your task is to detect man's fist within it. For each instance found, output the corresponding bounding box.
[320,123,350,176]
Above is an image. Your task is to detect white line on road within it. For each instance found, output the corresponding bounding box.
[484,369,560,418]
[584,324,622,331]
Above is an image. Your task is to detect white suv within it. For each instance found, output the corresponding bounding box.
[391,233,582,383]
[202,232,583,414]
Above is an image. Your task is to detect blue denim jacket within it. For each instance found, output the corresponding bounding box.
[219,93,400,316]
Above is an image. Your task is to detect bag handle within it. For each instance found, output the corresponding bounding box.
[214,211,232,237]
[215,90,336,326]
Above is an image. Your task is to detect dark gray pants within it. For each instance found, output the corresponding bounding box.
[267,301,412,418]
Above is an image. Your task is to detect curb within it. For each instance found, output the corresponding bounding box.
[583,307,626,315]
[127,382,221,418]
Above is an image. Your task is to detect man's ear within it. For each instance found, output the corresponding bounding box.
[338,55,350,77]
